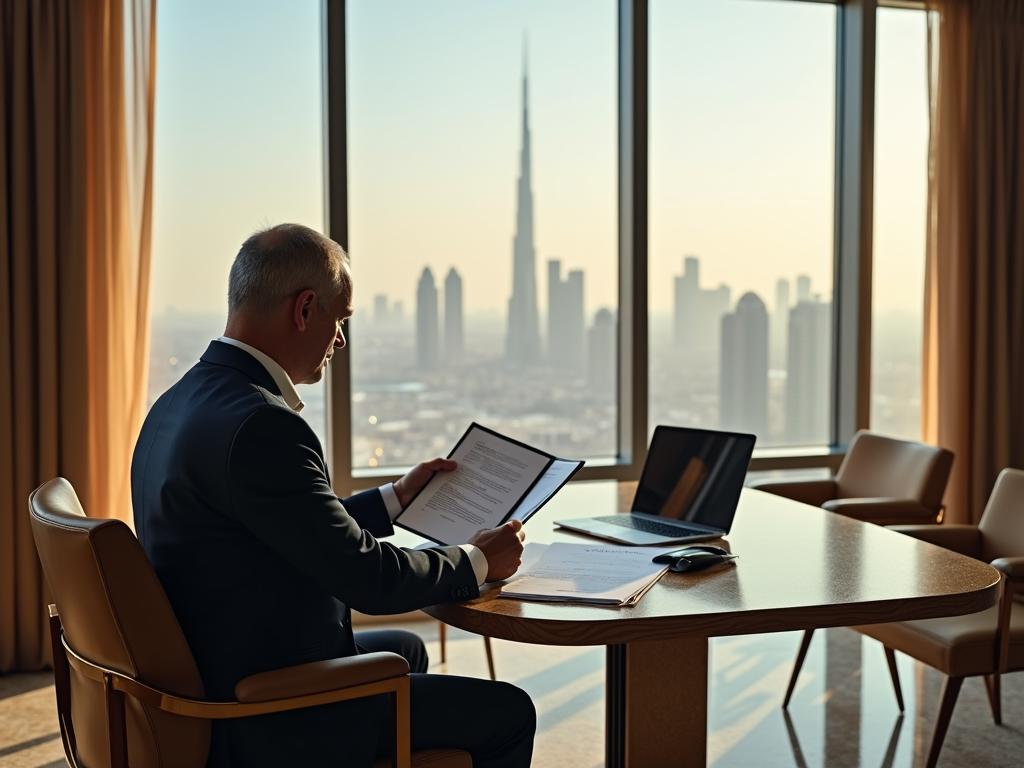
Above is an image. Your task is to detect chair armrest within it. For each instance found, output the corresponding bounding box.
[990,556,1024,582]
[822,498,941,525]
[751,479,837,507]
[885,524,982,558]
[235,652,409,704]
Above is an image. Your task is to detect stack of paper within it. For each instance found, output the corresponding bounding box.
[498,542,670,606]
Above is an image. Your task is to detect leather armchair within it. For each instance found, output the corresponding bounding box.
[756,430,954,526]
[29,478,471,768]
[796,469,1024,768]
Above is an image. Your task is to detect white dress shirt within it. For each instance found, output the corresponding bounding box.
[216,337,489,585]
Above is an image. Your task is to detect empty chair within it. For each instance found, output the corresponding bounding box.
[851,468,1024,768]
[759,431,955,708]
[756,430,954,526]
[29,477,470,768]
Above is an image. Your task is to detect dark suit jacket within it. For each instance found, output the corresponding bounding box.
[132,341,479,767]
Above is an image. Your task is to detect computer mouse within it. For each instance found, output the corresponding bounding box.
[668,551,737,572]
[652,545,731,564]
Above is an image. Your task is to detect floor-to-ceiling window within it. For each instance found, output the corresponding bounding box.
[149,0,328,446]
[870,6,928,441]
[345,1,618,473]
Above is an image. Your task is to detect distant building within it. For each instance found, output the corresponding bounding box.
[674,256,730,358]
[444,267,464,364]
[547,260,585,369]
[786,298,831,444]
[587,308,616,396]
[771,278,790,370]
[506,57,540,365]
[416,267,439,370]
[393,300,405,325]
[373,294,389,327]
[720,292,769,436]
[796,275,812,304]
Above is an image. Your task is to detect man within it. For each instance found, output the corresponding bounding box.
[132,223,535,767]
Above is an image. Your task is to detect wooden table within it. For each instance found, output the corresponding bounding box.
[424,482,1001,768]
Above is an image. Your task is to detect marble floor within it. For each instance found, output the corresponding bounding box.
[2,622,1022,767]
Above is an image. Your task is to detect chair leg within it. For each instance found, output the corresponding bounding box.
[782,629,815,709]
[883,646,905,712]
[925,676,964,768]
[438,621,446,664]
[984,673,1002,725]
[484,636,496,681]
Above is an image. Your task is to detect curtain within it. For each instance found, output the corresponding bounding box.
[0,0,155,673]
[923,0,1024,524]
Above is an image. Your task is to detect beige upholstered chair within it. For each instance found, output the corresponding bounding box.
[759,431,955,708]
[850,468,1024,768]
[756,430,954,526]
[29,478,471,768]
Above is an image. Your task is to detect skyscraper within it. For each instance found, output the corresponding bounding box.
[547,259,584,369]
[506,52,541,365]
[786,298,831,444]
[771,278,790,370]
[796,275,812,304]
[444,267,463,364]
[720,292,769,436]
[373,294,389,327]
[587,308,616,396]
[416,267,439,370]
[674,256,730,359]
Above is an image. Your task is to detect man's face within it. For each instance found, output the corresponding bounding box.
[299,286,352,385]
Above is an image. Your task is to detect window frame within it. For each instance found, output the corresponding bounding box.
[323,0,887,495]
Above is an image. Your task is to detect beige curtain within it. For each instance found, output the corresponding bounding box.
[924,0,1024,524]
[0,0,155,673]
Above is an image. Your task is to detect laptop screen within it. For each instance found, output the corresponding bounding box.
[631,426,756,532]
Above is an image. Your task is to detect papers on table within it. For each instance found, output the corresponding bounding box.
[499,542,673,606]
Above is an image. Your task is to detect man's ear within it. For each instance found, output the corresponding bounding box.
[293,289,317,331]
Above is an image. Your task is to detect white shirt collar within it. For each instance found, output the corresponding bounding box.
[217,337,305,413]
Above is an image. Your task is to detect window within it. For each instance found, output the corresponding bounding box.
[344,1,618,473]
[648,0,837,448]
[149,0,328,446]
[871,6,928,441]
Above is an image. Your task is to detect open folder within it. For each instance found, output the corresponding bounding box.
[499,543,672,606]
[395,423,584,546]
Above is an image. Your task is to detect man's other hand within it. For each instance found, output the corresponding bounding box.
[468,520,526,582]
[394,458,457,508]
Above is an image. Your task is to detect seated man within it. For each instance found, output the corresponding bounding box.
[132,223,535,767]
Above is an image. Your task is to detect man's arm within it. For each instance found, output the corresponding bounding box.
[226,406,480,614]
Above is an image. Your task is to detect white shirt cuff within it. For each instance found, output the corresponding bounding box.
[380,483,403,521]
[459,544,489,586]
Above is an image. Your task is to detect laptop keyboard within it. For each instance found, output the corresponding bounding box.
[592,515,708,538]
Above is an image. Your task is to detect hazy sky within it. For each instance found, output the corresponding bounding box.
[151,0,928,322]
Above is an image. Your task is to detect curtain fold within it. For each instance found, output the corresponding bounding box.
[924,0,1024,524]
[0,0,154,673]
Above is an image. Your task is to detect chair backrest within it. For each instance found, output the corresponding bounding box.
[835,431,954,511]
[29,478,210,768]
[980,468,1024,563]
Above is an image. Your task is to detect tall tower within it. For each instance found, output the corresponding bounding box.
[673,255,730,359]
[786,298,831,444]
[771,278,790,370]
[444,267,464,364]
[720,292,769,436]
[588,308,616,396]
[547,259,585,370]
[416,267,439,370]
[506,46,541,365]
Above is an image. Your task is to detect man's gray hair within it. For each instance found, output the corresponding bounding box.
[228,223,351,316]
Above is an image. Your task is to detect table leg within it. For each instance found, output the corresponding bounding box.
[606,637,709,768]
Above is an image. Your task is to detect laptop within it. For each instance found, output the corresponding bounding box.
[554,426,756,545]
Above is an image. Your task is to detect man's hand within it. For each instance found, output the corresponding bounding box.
[393,458,457,508]
[468,520,526,582]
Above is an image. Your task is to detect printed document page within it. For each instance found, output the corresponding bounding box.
[499,542,672,605]
[508,459,584,523]
[397,424,553,545]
